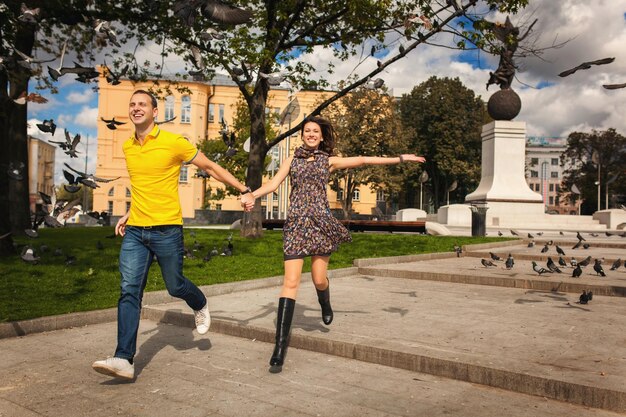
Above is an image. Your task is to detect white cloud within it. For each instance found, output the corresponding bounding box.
[74,106,98,128]
[66,89,95,104]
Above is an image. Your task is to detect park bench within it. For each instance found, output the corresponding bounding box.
[262,219,426,233]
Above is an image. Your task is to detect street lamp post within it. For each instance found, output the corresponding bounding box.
[592,151,600,212]
[419,170,429,211]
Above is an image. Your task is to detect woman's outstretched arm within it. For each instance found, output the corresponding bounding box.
[329,154,425,172]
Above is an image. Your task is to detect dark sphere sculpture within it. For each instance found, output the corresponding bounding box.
[487,88,521,121]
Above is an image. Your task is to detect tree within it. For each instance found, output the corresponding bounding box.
[1,1,531,256]
[559,129,626,215]
[398,76,488,210]
[321,86,413,218]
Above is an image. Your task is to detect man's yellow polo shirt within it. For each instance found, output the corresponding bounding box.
[123,125,198,226]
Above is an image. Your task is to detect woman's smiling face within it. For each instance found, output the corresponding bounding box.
[302,121,322,149]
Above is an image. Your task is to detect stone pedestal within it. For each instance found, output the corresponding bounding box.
[465,121,544,226]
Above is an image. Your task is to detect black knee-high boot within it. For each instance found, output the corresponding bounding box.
[316,278,333,325]
[269,297,295,374]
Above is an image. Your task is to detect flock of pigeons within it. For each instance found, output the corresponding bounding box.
[475,230,625,305]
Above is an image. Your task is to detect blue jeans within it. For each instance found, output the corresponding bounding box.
[115,225,206,360]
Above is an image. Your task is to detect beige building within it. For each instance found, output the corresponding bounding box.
[93,74,380,220]
[28,136,55,211]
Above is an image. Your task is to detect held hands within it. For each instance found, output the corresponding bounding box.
[240,192,255,211]
[400,154,426,163]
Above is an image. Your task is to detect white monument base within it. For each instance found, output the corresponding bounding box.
[395,208,427,221]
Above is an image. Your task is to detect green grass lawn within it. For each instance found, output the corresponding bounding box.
[0,227,509,322]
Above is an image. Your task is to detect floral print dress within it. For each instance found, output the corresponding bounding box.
[283,146,352,260]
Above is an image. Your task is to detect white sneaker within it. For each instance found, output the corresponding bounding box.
[194,302,211,334]
[92,357,134,380]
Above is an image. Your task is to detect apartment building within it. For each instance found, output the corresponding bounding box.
[28,136,56,211]
[525,136,578,214]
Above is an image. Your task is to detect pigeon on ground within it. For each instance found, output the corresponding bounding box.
[555,245,565,256]
[532,261,550,275]
[210,246,219,256]
[570,257,578,267]
[558,57,615,77]
[572,240,582,250]
[576,231,586,241]
[578,256,592,267]
[579,290,590,304]
[546,240,553,246]
[546,257,562,273]
[453,244,462,257]
[572,264,582,278]
[489,252,501,261]
[587,291,593,301]
[481,259,497,267]
[527,241,535,248]
[505,254,514,270]
[583,243,590,249]
[593,259,606,276]
[537,232,544,236]
[558,257,568,267]
[541,244,549,253]
[21,247,40,264]
[559,231,564,236]
[610,258,622,271]
[497,231,503,236]
[510,229,519,236]
[527,233,534,239]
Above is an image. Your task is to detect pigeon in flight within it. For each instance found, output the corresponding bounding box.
[194,169,210,179]
[156,116,177,125]
[174,0,253,27]
[259,71,288,86]
[555,245,565,256]
[103,62,129,85]
[18,3,40,23]
[101,117,126,130]
[593,259,606,276]
[364,78,385,90]
[481,259,496,267]
[64,163,120,189]
[505,254,514,269]
[36,119,56,135]
[558,57,615,77]
[572,264,582,278]
[610,258,622,271]
[531,261,550,275]
[93,20,121,47]
[603,82,626,90]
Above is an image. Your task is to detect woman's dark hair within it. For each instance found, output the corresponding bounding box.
[301,116,336,154]
[131,89,158,108]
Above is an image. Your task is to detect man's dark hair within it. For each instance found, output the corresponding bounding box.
[131,89,158,108]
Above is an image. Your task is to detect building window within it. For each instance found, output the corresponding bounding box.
[179,166,188,183]
[208,103,215,123]
[337,189,344,200]
[549,196,554,205]
[551,158,558,166]
[126,201,131,212]
[530,170,538,178]
[107,201,113,214]
[353,189,360,201]
[531,157,538,165]
[376,189,385,201]
[181,95,191,123]
[555,195,560,205]
[535,184,541,191]
[555,184,560,192]
[549,184,554,192]
[551,172,559,178]
[216,204,222,211]
[218,104,225,123]
[125,188,131,197]
[165,95,175,120]
[108,187,114,196]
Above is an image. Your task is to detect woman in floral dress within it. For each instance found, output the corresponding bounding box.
[242,116,425,373]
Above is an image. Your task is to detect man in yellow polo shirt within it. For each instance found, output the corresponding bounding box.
[93,90,254,380]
